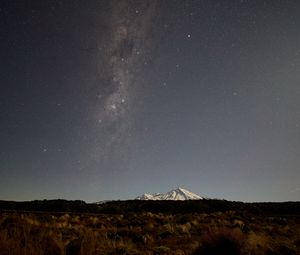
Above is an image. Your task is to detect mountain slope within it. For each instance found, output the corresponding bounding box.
[135,187,203,200]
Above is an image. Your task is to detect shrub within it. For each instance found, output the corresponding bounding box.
[192,229,246,255]
[153,245,171,254]
[66,238,82,255]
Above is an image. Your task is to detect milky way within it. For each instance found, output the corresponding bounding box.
[94,1,159,158]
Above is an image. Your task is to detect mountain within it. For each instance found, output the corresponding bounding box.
[135,187,203,201]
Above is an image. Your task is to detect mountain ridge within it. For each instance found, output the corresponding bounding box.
[135,187,203,201]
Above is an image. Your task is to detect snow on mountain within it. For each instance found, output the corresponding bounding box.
[135,187,203,201]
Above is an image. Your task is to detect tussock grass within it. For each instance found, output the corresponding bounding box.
[0,210,299,254]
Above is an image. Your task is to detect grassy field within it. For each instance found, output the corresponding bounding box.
[1,202,300,254]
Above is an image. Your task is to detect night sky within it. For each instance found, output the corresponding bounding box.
[1,0,300,202]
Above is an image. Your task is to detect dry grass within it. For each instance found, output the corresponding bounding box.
[0,210,299,254]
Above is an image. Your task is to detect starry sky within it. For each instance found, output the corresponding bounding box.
[1,0,300,202]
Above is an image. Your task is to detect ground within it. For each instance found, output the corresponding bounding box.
[1,209,300,254]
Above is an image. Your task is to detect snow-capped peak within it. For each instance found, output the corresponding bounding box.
[135,187,203,201]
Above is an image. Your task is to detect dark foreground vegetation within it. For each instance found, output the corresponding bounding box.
[1,199,300,216]
[1,199,300,254]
